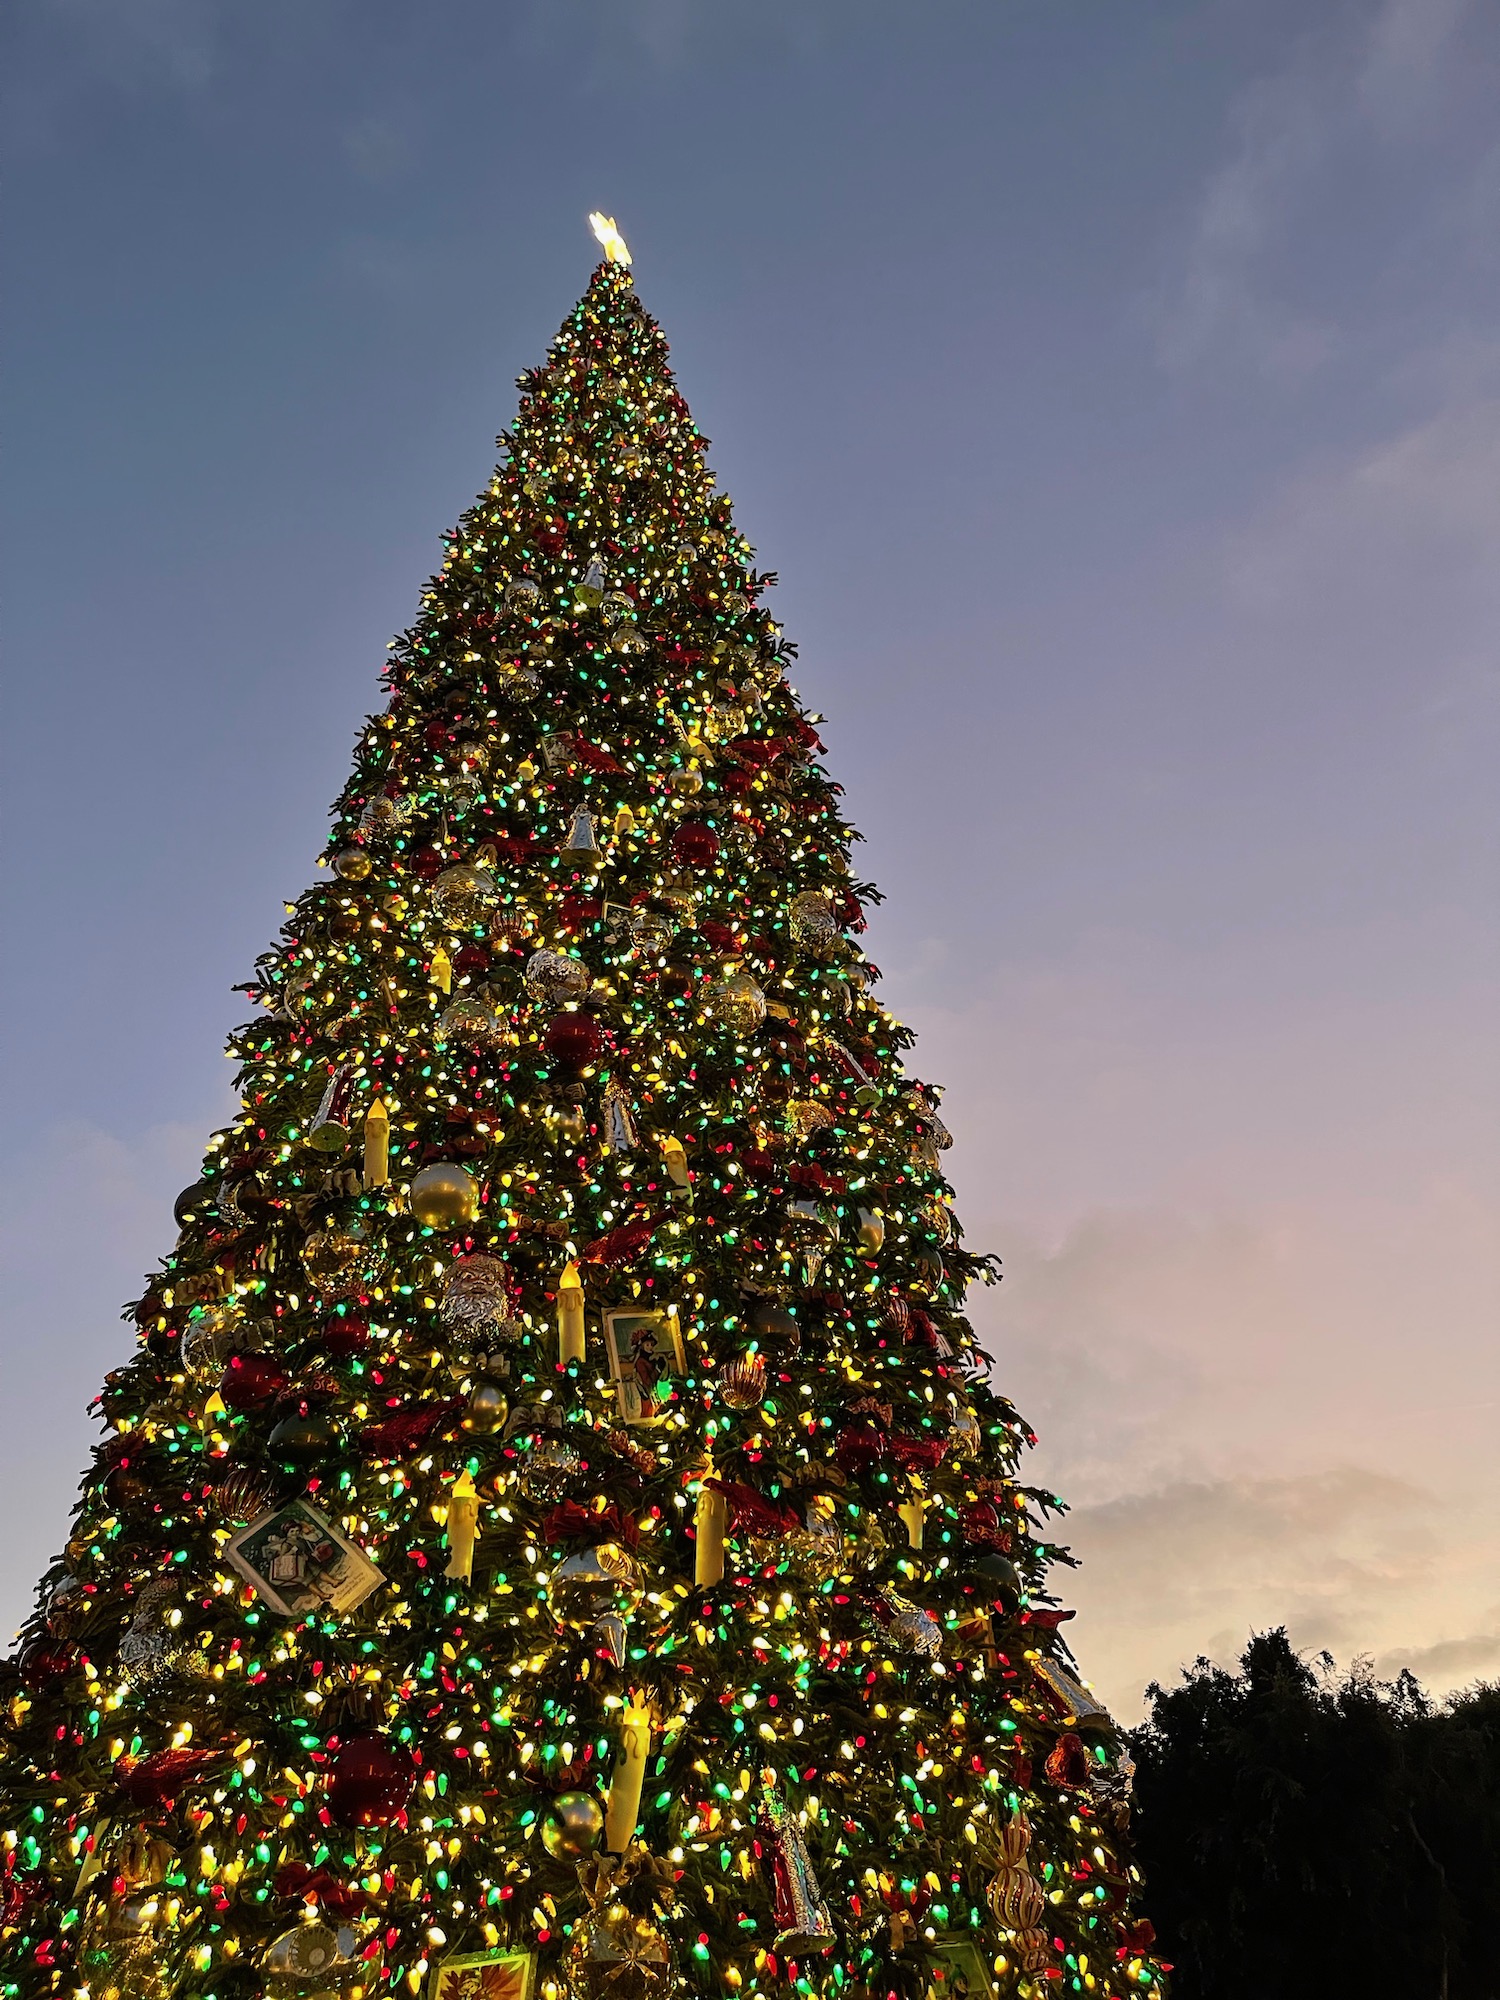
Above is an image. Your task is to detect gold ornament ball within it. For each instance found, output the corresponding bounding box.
[463,1378,509,1433]
[669,766,703,796]
[409,1161,480,1230]
[333,847,372,880]
[540,1790,605,1860]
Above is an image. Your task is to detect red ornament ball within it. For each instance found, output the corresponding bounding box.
[542,1012,603,1071]
[328,1734,416,1827]
[453,942,490,976]
[959,1500,1006,1549]
[321,1315,370,1362]
[670,820,720,870]
[17,1639,74,1690]
[219,1352,290,1414]
[409,845,445,881]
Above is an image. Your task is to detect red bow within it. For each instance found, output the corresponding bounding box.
[356,1399,464,1460]
[581,1213,663,1268]
[274,1862,371,1916]
[708,1479,802,1539]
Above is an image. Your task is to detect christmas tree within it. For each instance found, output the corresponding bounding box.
[0,222,1166,2000]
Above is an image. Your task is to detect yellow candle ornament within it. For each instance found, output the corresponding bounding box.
[897,1476,926,1551]
[694,1464,726,1587]
[363,1097,390,1188]
[430,946,453,995]
[444,1470,481,1584]
[557,1260,585,1365]
[604,1703,652,1855]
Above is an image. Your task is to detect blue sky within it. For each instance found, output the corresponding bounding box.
[3,0,1497,1714]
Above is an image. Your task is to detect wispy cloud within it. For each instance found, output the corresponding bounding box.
[1154,0,1481,376]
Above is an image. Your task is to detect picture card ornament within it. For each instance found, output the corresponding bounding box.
[429,1946,536,2000]
[226,1497,384,1620]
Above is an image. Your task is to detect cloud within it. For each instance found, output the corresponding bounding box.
[1156,58,1336,377]
[1226,391,1500,624]
[1377,1620,1500,1686]
[1154,0,1480,375]
[1053,1466,1500,1719]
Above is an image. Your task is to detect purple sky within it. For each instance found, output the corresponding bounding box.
[3,0,1497,1718]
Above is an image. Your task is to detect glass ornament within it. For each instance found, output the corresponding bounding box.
[302,1227,365,1299]
[327,1734,415,1827]
[669,819,719,870]
[611,623,648,656]
[521,1435,582,1499]
[332,847,371,881]
[788,890,839,954]
[542,1011,604,1071]
[179,1306,250,1379]
[599,590,635,627]
[629,911,673,956]
[436,992,507,1049]
[709,968,766,1035]
[564,1903,676,1999]
[430,862,500,930]
[526,949,591,1005]
[719,1353,767,1410]
[359,793,406,838]
[704,702,746,743]
[263,1921,358,1985]
[463,1378,509,1433]
[505,576,543,615]
[749,1299,800,1354]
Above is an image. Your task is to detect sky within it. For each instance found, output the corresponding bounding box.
[1,0,1496,1722]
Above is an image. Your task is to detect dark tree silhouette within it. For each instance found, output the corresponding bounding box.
[1129,1629,1500,1999]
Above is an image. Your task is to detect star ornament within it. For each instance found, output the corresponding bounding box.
[588,211,632,265]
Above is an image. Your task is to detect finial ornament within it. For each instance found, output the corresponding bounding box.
[588,211,632,266]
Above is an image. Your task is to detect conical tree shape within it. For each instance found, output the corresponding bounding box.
[0,251,1166,2000]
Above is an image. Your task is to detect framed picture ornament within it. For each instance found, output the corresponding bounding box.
[226,1498,384,1620]
[926,1936,996,1998]
[428,1947,536,2000]
[602,1306,685,1425]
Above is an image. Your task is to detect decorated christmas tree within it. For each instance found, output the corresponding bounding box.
[0,222,1166,2000]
